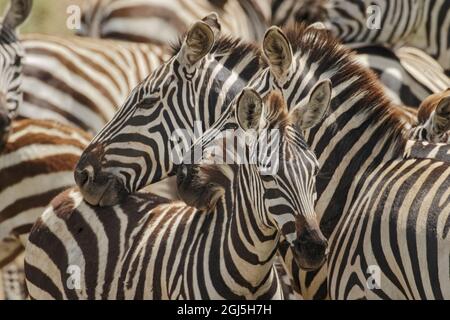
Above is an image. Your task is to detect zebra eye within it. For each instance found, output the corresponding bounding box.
[139,95,159,109]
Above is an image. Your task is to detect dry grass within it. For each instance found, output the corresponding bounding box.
[1,0,84,35]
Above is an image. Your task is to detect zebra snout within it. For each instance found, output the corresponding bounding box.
[74,165,126,207]
[293,230,329,271]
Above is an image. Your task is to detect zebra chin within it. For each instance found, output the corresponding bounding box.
[74,168,127,207]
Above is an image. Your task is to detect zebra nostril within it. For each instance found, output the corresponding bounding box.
[74,169,90,187]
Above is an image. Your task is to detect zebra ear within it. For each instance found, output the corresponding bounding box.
[236,89,264,132]
[181,20,215,66]
[201,12,221,39]
[3,0,32,30]
[263,26,293,81]
[307,22,327,30]
[291,80,332,130]
[433,96,450,135]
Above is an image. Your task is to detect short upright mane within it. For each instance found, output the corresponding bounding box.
[171,33,265,66]
[284,23,409,149]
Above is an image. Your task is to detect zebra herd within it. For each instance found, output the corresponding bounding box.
[0,0,449,300]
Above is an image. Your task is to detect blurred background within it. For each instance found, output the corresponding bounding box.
[0,0,83,35]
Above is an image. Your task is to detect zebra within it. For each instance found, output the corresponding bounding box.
[271,0,450,75]
[241,23,450,299]
[73,14,265,206]
[19,33,167,133]
[78,0,271,44]
[409,89,450,143]
[0,118,92,300]
[0,0,32,150]
[25,89,330,300]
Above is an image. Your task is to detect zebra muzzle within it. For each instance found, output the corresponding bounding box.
[292,225,329,271]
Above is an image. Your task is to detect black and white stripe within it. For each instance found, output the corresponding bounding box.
[0,118,92,300]
[354,45,450,108]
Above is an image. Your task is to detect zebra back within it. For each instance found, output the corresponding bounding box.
[78,0,270,44]
[19,34,167,133]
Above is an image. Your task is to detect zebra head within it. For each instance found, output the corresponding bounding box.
[415,89,450,143]
[0,0,31,150]
[177,86,331,271]
[75,14,263,206]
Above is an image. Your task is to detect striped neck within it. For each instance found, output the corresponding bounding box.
[201,163,279,297]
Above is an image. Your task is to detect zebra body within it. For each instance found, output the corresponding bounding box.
[25,90,329,300]
[79,0,271,44]
[19,33,167,133]
[0,118,92,268]
[0,0,32,150]
[0,118,91,300]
